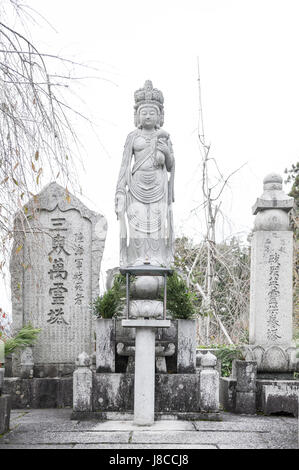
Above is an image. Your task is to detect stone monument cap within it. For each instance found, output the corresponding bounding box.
[76,352,91,367]
[201,351,217,368]
[252,172,294,215]
[263,173,283,189]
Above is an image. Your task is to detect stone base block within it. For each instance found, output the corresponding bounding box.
[3,377,72,408]
[235,391,256,414]
[219,377,236,412]
[71,411,222,421]
[261,382,299,417]
[221,377,299,416]
[0,395,11,434]
[92,373,201,413]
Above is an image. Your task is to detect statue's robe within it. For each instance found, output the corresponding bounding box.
[116,129,174,267]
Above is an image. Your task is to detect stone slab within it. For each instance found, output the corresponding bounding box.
[2,430,131,445]
[249,231,293,352]
[177,320,196,373]
[0,444,76,449]
[262,382,299,417]
[72,444,217,449]
[1,409,297,449]
[91,372,203,413]
[76,419,195,431]
[96,318,115,373]
[131,430,268,446]
[10,182,107,376]
[4,377,72,408]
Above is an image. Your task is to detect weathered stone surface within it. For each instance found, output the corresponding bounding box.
[249,231,293,351]
[96,319,115,373]
[91,372,202,413]
[10,182,107,377]
[219,377,236,412]
[252,173,294,215]
[20,347,34,379]
[261,382,299,417]
[197,349,222,377]
[73,359,92,412]
[92,373,134,412]
[177,319,196,373]
[235,391,256,415]
[155,374,200,412]
[200,367,219,413]
[3,377,72,408]
[133,326,155,425]
[0,395,11,434]
[2,408,297,449]
[0,368,4,394]
[234,360,257,392]
[249,174,295,374]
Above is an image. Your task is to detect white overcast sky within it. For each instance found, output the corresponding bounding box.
[2,0,298,311]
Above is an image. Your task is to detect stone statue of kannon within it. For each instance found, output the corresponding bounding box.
[115,80,175,267]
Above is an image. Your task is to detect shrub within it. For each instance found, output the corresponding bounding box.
[213,345,245,377]
[92,274,126,319]
[1,323,41,360]
[164,271,197,319]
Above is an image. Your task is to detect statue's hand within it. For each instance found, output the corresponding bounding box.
[115,192,125,218]
[157,139,170,159]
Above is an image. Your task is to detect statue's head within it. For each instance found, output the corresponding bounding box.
[134,80,164,128]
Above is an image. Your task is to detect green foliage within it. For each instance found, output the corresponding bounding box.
[92,274,126,318]
[2,323,40,358]
[285,162,299,207]
[164,271,197,319]
[212,345,245,377]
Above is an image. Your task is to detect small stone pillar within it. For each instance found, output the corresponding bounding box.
[73,352,92,412]
[248,173,295,372]
[234,360,257,414]
[122,319,170,426]
[200,352,219,412]
[20,347,34,379]
[177,319,196,373]
[96,318,115,372]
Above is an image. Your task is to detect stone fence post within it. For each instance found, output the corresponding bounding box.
[199,352,219,413]
[73,352,92,412]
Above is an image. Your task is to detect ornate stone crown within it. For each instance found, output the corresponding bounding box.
[134,80,164,127]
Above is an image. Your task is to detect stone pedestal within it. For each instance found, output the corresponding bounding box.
[122,319,170,426]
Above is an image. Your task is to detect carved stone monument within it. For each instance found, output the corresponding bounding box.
[115,80,175,425]
[10,182,107,377]
[71,81,219,423]
[246,173,297,373]
[220,173,299,417]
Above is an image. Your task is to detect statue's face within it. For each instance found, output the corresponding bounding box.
[138,106,159,129]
